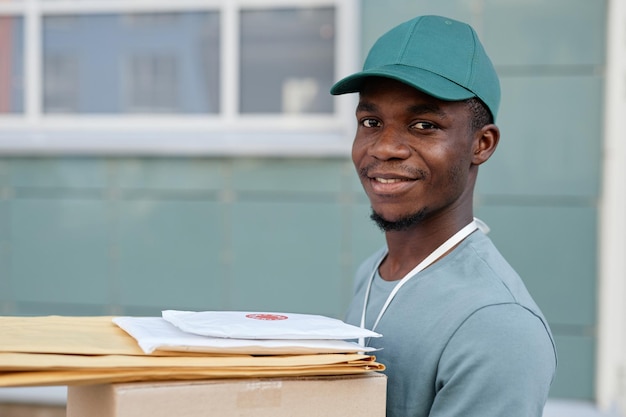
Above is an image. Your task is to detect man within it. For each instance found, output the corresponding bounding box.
[331,15,557,417]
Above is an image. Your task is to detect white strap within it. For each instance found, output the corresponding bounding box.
[358,219,486,345]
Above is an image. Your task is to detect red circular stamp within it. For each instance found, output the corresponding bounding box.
[245,313,288,321]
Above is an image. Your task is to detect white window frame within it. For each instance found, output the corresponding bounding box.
[0,0,360,156]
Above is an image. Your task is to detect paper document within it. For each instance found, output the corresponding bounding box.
[0,351,383,387]
[0,315,384,387]
[162,310,382,340]
[113,316,377,355]
[0,315,144,355]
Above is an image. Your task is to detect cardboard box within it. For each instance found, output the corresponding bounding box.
[67,373,387,417]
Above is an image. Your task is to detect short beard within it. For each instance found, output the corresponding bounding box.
[370,208,426,232]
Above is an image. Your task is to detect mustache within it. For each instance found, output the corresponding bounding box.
[359,161,427,180]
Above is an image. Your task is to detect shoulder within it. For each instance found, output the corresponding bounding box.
[434,232,547,319]
[441,303,557,383]
[431,303,557,416]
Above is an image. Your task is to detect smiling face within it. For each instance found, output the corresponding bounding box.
[352,77,491,232]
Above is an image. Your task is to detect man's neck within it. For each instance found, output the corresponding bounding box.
[379,215,474,281]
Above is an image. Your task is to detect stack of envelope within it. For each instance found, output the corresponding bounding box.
[0,312,384,387]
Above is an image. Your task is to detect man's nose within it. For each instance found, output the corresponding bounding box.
[368,126,412,160]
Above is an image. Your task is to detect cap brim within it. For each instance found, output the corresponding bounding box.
[330,65,475,102]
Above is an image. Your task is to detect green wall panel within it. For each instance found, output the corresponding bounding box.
[115,200,225,311]
[10,199,110,305]
[550,334,596,400]
[484,0,605,67]
[231,158,346,194]
[11,302,110,317]
[479,75,602,198]
[349,203,385,272]
[8,157,108,188]
[0,200,9,307]
[113,158,225,191]
[476,204,597,327]
[230,200,344,318]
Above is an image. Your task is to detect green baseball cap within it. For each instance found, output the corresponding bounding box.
[330,15,500,120]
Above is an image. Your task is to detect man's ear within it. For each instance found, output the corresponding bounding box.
[472,124,500,165]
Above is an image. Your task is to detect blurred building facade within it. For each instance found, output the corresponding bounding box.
[0,0,624,411]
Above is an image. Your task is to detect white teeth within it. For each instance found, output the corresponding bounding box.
[375,177,403,184]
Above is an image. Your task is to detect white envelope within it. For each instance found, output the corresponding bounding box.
[161,310,382,340]
[113,317,378,355]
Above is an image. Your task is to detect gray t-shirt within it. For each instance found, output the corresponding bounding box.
[345,231,557,417]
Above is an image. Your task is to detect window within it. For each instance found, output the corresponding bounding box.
[239,8,335,114]
[42,11,219,114]
[43,53,79,113]
[0,0,359,155]
[126,53,180,113]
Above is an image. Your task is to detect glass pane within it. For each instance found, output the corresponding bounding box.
[0,15,24,114]
[42,11,220,114]
[240,7,335,114]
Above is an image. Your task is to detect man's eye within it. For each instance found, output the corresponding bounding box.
[362,119,380,128]
[414,121,436,130]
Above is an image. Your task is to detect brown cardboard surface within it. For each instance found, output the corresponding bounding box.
[67,373,387,417]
